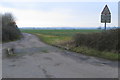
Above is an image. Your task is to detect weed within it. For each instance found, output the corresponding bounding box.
[41,50,49,53]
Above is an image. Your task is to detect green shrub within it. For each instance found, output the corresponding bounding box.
[74,29,119,53]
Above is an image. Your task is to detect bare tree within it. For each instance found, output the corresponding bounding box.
[2,13,22,42]
[2,13,15,27]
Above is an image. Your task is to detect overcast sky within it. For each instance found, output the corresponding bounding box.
[0,0,119,28]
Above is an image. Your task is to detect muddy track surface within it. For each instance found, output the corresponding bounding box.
[2,33,118,78]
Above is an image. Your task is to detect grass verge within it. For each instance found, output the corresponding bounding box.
[21,29,119,61]
[71,46,119,61]
[35,33,119,61]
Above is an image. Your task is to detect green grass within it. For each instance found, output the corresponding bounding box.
[71,46,119,60]
[21,29,101,45]
[21,29,101,36]
[36,34,71,45]
[21,29,119,61]
[41,49,49,53]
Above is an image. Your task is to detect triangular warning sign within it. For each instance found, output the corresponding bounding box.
[101,5,111,15]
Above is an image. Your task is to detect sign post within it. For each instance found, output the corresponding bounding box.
[105,20,106,30]
[101,5,111,30]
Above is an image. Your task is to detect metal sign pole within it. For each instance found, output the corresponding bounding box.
[105,20,106,30]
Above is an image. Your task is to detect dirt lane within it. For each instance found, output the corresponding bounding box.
[2,33,118,78]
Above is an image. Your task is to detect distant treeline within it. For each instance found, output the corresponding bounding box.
[2,13,22,42]
[74,29,119,53]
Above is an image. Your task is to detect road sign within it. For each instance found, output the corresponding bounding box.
[101,5,111,30]
[101,5,111,23]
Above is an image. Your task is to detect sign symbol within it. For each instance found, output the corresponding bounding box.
[101,5,111,15]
